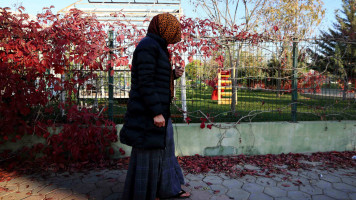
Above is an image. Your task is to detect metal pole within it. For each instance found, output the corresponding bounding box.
[181,63,187,121]
[108,29,114,121]
[291,39,298,122]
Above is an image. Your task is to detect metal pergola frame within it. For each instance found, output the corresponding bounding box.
[58,0,182,25]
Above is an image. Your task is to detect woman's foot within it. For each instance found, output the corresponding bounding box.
[178,190,190,198]
[159,189,191,199]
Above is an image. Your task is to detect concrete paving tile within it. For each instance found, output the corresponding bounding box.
[104,192,122,200]
[118,174,126,183]
[332,182,356,192]
[95,179,116,188]
[349,193,356,200]
[321,174,342,183]
[217,173,230,180]
[274,197,292,200]
[312,194,336,200]
[312,180,333,190]
[188,180,208,189]
[45,188,72,200]
[300,184,323,195]
[55,179,74,188]
[0,185,17,197]
[226,188,250,200]
[22,195,44,200]
[35,184,59,196]
[299,160,322,167]
[208,184,228,195]
[243,164,260,171]
[181,184,192,193]
[18,181,47,193]
[300,171,320,180]
[222,179,243,189]
[277,181,299,191]
[210,194,231,200]
[111,182,124,193]
[338,168,356,174]
[62,193,89,200]
[30,184,49,195]
[256,177,276,187]
[203,175,223,185]
[248,192,273,200]
[1,191,32,200]
[88,187,112,200]
[263,186,287,198]
[291,176,310,186]
[287,170,299,176]
[341,177,356,187]
[190,190,211,200]
[240,175,256,183]
[185,174,205,181]
[241,182,264,193]
[71,182,96,194]
[82,175,100,184]
[287,191,311,200]
[324,188,350,199]
[184,177,189,184]
[270,174,285,182]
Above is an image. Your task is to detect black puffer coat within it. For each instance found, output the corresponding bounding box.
[119,33,176,149]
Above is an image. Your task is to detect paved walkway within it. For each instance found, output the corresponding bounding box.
[0,165,355,200]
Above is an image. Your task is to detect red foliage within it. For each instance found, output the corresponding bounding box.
[0,7,120,163]
[0,6,267,165]
[43,106,118,163]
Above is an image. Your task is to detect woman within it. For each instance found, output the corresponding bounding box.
[120,13,190,200]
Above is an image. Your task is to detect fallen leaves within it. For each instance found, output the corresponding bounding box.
[0,151,354,183]
[177,151,356,178]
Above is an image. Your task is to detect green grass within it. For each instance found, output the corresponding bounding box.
[110,86,356,123]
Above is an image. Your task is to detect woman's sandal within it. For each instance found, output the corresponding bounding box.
[161,189,190,199]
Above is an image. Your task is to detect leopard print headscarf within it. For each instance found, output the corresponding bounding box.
[147,13,181,44]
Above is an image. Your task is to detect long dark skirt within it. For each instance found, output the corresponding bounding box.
[122,119,185,200]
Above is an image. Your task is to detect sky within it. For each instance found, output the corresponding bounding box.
[0,0,344,34]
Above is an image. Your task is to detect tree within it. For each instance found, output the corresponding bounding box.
[314,0,356,99]
[258,0,325,40]
[255,0,325,96]
[191,0,269,112]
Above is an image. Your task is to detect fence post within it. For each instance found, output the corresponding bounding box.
[181,55,187,121]
[108,29,114,121]
[291,38,298,122]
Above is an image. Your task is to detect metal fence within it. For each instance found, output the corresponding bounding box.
[72,32,355,124]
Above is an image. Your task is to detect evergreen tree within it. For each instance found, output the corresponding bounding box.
[314,0,355,99]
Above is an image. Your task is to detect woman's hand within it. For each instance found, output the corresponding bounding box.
[175,66,184,78]
[154,114,165,127]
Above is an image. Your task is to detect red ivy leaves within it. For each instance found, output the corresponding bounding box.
[185,117,192,124]
[119,148,126,155]
[200,117,207,129]
[44,106,118,163]
[207,124,213,129]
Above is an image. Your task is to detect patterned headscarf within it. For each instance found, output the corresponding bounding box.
[147,13,182,44]
[147,13,182,101]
